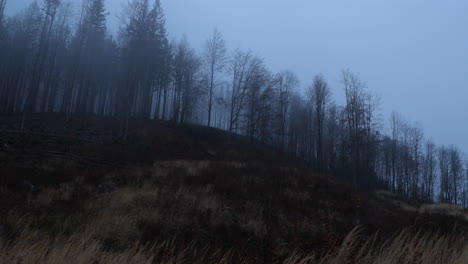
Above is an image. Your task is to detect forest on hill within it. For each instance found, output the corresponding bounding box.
[0,0,467,207]
[1,1,468,263]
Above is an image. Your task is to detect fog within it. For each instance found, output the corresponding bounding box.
[5,0,468,154]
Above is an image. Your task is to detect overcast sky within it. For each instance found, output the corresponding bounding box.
[5,0,468,153]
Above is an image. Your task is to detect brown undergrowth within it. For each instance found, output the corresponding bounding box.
[1,114,467,263]
[1,218,467,264]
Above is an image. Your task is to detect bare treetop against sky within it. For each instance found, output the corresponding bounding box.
[6,0,468,152]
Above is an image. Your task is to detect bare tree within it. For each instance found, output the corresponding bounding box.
[172,37,202,123]
[341,70,381,189]
[438,146,450,203]
[158,42,172,120]
[275,71,299,150]
[228,49,260,134]
[408,123,424,199]
[245,61,273,141]
[448,146,463,204]
[324,103,340,172]
[421,140,436,201]
[309,74,331,172]
[462,162,468,208]
[342,70,366,185]
[202,28,227,127]
[389,111,403,192]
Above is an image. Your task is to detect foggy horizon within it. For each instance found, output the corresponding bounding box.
[4,0,468,154]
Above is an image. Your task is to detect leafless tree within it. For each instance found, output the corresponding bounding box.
[408,123,424,199]
[438,146,450,203]
[462,162,468,208]
[421,140,436,201]
[309,74,331,172]
[389,111,403,192]
[172,37,202,123]
[342,70,369,185]
[275,71,299,150]
[244,58,272,141]
[202,28,227,127]
[228,49,261,134]
[448,146,463,204]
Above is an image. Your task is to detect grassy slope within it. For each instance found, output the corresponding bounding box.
[0,113,467,263]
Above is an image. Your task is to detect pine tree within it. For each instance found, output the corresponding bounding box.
[21,0,61,130]
[79,0,108,114]
[0,0,7,25]
[85,0,106,37]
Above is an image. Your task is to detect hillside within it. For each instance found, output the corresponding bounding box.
[0,114,467,263]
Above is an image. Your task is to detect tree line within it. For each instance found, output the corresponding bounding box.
[0,0,466,207]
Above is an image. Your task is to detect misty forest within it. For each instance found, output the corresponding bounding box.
[0,0,467,263]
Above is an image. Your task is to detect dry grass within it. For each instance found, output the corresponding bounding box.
[0,228,155,264]
[419,203,468,221]
[1,223,467,264]
[317,228,468,264]
[1,159,467,263]
[1,182,467,263]
[375,190,468,221]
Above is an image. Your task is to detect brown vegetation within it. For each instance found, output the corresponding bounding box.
[1,216,467,264]
[0,114,467,263]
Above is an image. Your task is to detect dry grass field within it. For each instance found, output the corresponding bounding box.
[1,216,467,264]
[1,114,467,263]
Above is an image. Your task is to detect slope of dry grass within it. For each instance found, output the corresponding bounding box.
[1,160,466,263]
[1,114,467,263]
